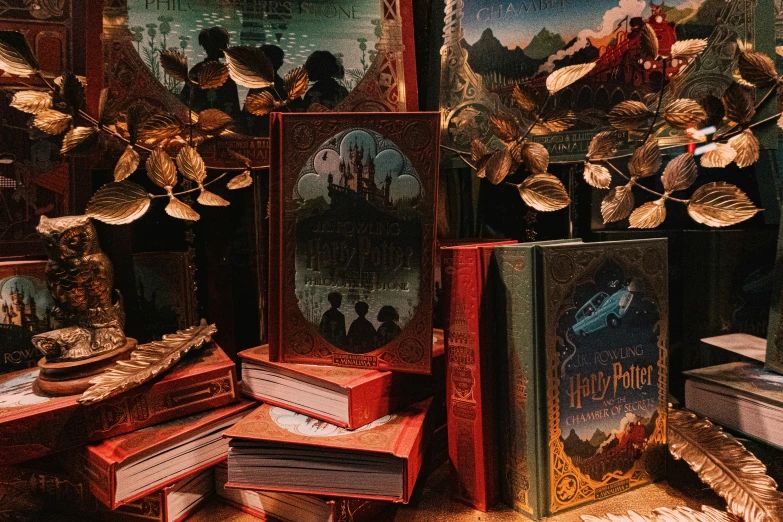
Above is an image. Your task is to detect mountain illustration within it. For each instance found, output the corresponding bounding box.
[562,428,598,460]
[463,28,544,81]
[679,0,727,38]
[589,428,608,447]
[524,27,566,60]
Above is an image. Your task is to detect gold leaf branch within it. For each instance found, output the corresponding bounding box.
[442,37,780,230]
[668,407,783,522]
[0,31,282,225]
[79,320,218,404]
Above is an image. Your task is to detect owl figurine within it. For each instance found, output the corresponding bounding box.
[31,215,127,362]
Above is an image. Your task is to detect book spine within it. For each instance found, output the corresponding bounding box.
[768,223,783,373]
[495,247,544,519]
[348,371,436,431]
[441,246,498,512]
[80,449,116,509]
[0,364,237,466]
[268,113,284,362]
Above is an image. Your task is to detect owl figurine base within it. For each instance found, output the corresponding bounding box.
[31,215,138,397]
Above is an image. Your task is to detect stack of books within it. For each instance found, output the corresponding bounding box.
[0,343,251,521]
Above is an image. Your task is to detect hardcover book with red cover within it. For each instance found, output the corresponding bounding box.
[79,400,254,509]
[225,399,435,503]
[268,112,441,374]
[441,242,515,511]
[239,338,444,429]
[0,344,237,466]
[215,462,390,522]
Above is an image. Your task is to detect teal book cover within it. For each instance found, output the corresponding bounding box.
[766,222,783,374]
[496,239,668,518]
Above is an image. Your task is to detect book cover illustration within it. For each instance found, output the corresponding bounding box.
[440,0,775,159]
[0,262,57,374]
[542,241,668,513]
[767,223,783,374]
[270,113,440,374]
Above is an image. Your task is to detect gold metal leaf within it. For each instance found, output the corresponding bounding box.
[608,100,653,130]
[587,131,617,160]
[517,173,570,211]
[245,91,277,117]
[137,113,184,143]
[541,109,577,132]
[166,196,201,221]
[641,24,659,59]
[227,170,253,190]
[197,189,230,207]
[581,506,740,522]
[628,139,662,178]
[196,61,230,90]
[512,83,539,112]
[176,144,206,183]
[58,71,85,113]
[484,148,514,184]
[86,181,151,225]
[778,113,783,131]
[601,184,635,223]
[0,31,38,76]
[687,182,761,227]
[146,147,178,188]
[61,126,98,154]
[489,113,520,141]
[114,145,140,182]
[125,103,149,145]
[471,138,489,163]
[662,99,707,129]
[545,63,596,94]
[224,45,274,89]
[670,39,709,60]
[197,108,232,133]
[777,46,783,58]
[738,51,778,86]
[662,153,697,192]
[668,407,783,522]
[10,91,51,114]
[722,82,755,125]
[629,199,667,229]
[701,143,737,168]
[284,65,308,100]
[79,321,217,404]
[33,110,72,135]
[159,49,189,83]
[727,129,760,168]
[475,153,492,178]
[519,141,549,174]
[227,150,252,168]
[583,162,612,189]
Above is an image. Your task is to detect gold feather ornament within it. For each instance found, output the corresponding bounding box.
[79,321,218,404]
[668,407,783,522]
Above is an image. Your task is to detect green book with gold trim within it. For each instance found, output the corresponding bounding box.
[495,239,668,519]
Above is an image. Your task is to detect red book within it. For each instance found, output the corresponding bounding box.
[239,337,444,429]
[224,399,435,503]
[79,400,254,509]
[0,344,238,466]
[0,461,213,522]
[441,242,514,511]
[268,112,441,374]
[215,462,390,522]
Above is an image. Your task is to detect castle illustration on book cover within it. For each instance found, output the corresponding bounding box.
[442,0,767,157]
[294,128,423,355]
[548,249,666,510]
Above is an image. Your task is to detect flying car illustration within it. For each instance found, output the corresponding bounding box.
[573,287,634,336]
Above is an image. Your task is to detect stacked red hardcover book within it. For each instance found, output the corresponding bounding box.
[0,344,238,466]
[78,400,254,509]
[239,339,444,429]
[441,242,514,511]
[225,399,435,503]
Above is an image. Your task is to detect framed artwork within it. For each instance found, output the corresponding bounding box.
[132,251,198,343]
[101,0,419,166]
[439,0,776,161]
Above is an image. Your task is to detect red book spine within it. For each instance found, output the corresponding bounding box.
[79,449,115,509]
[268,113,283,362]
[441,246,499,511]
[0,353,237,466]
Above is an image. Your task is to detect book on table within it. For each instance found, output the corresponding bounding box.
[224,398,435,503]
